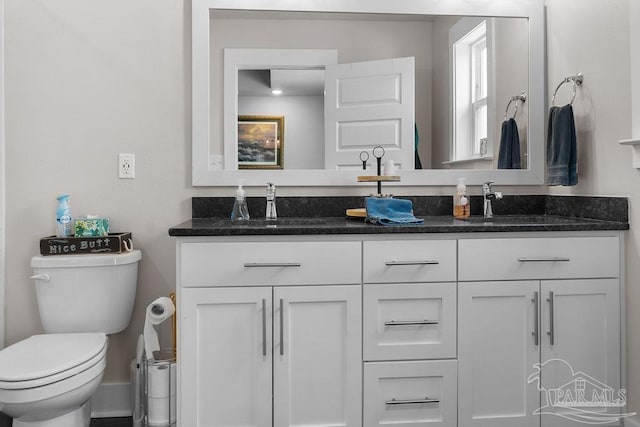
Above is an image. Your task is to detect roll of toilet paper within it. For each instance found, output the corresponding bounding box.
[143,297,176,360]
[147,395,176,425]
[148,363,177,398]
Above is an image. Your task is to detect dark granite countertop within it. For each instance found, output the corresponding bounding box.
[168,195,629,236]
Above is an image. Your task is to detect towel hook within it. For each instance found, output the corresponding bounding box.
[504,92,527,119]
[552,72,584,106]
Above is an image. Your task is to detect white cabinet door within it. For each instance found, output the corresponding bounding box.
[458,281,540,427]
[180,287,273,427]
[538,279,621,427]
[273,285,362,427]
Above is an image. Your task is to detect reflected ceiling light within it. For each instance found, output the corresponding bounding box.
[271,89,283,95]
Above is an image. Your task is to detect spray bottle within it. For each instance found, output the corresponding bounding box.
[231,181,250,221]
[56,193,73,237]
[453,178,470,219]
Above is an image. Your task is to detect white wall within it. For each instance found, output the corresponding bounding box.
[631,0,640,138]
[4,0,198,382]
[3,0,640,418]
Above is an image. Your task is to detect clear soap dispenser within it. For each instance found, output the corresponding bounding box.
[453,177,470,219]
[231,181,250,221]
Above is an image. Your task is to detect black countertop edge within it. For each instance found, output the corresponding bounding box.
[168,214,628,237]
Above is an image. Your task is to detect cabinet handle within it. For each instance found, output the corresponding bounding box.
[517,257,570,262]
[385,397,440,405]
[385,260,439,266]
[532,291,539,346]
[244,262,302,268]
[547,291,555,346]
[384,320,439,326]
[279,298,284,356]
[261,298,267,357]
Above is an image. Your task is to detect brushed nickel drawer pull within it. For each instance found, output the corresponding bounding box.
[532,291,539,346]
[517,257,570,262]
[547,291,555,346]
[385,260,439,266]
[385,397,440,405]
[279,298,284,356]
[384,320,439,326]
[244,262,302,268]
[261,298,267,357]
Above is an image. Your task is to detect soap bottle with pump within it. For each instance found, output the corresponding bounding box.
[231,181,250,221]
[453,178,470,219]
[56,193,73,237]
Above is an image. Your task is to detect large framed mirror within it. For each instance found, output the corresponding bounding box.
[192,0,545,186]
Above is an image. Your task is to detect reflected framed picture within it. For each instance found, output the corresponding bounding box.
[237,115,285,169]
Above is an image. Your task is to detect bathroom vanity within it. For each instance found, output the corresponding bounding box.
[170,198,628,427]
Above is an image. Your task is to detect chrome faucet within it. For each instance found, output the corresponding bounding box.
[266,182,277,220]
[482,181,503,218]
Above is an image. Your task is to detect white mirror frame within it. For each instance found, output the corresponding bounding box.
[192,0,545,187]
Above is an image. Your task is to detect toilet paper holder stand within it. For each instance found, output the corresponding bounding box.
[141,348,176,427]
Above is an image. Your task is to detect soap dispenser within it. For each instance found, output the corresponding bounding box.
[231,181,250,221]
[453,178,470,219]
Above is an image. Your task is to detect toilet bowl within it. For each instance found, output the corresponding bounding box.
[0,333,108,427]
[0,250,141,427]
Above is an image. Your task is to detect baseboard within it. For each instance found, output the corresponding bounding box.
[90,382,132,418]
[626,415,640,427]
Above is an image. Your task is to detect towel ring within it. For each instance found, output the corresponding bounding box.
[504,92,527,119]
[552,73,584,106]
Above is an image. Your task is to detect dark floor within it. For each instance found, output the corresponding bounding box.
[90,417,133,427]
[0,414,132,427]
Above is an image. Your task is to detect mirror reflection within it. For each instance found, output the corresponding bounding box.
[210,10,529,171]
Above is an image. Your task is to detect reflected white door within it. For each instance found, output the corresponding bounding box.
[324,57,415,171]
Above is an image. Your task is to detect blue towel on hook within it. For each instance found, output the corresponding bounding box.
[547,104,578,186]
[498,118,522,169]
[365,197,424,226]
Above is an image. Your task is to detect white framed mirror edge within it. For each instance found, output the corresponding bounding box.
[192,0,546,187]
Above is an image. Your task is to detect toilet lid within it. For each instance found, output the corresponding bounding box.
[0,333,107,386]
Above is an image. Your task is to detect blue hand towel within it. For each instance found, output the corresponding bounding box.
[365,197,424,226]
[546,104,578,186]
[498,118,522,169]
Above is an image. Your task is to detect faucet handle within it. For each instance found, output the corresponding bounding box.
[482,181,495,194]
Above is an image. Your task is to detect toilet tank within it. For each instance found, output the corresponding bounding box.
[30,250,142,334]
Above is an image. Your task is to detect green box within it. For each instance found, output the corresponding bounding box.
[74,218,110,237]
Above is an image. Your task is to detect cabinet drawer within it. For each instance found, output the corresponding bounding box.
[363,283,456,360]
[363,240,456,283]
[364,360,457,427]
[459,236,619,281]
[180,241,361,286]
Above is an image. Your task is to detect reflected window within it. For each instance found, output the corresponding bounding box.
[451,18,492,161]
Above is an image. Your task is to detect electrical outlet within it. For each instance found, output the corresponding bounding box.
[118,153,135,179]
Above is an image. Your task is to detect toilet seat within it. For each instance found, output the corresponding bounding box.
[0,333,107,390]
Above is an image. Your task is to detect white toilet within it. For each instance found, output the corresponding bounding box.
[0,250,142,427]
